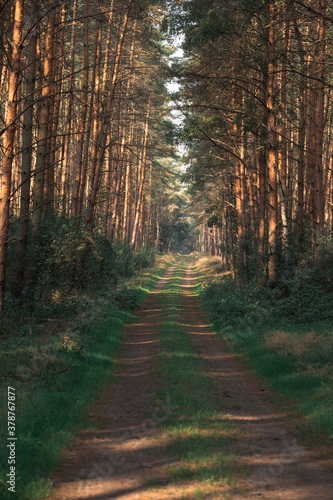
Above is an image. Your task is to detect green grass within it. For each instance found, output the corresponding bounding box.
[0,256,176,500]
[236,333,333,437]
[0,310,128,500]
[152,261,238,490]
[194,259,333,443]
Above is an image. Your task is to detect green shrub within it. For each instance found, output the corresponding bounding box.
[6,214,159,318]
[202,277,268,328]
[113,287,141,310]
[134,247,156,269]
[273,236,333,323]
[203,235,333,329]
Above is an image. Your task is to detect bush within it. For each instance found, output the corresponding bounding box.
[273,236,333,323]
[202,277,269,329]
[6,214,158,318]
[113,287,141,310]
[202,235,333,331]
[134,248,156,269]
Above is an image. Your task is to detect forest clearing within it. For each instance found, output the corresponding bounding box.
[2,0,333,498]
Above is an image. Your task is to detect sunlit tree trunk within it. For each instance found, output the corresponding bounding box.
[146,163,153,249]
[258,74,267,272]
[73,0,89,218]
[121,23,136,242]
[131,98,151,247]
[267,0,277,281]
[32,8,55,227]
[153,205,159,250]
[122,119,134,243]
[14,0,38,295]
[60,0,78,213]
[0,0,23,310]
[232,80,246,276]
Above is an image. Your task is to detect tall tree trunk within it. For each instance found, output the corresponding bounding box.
[293,17,307,255]
[44,5,58,214]
[85,0,132,228]
[103,138,113,238]
[146,162,153,249]
[60,0,78,213]
[155,206,160,250]
[14,0,38,296]
[226,191,236,280]
[279,8,290,263]
[73,0,89,218]
[131,98,151,247]
[258,74,267,272]
[307,0,326,245]
[122,119,134,243]
[85,0,103,222]
[32,9,54,227]
[121,22,136,242]
[314,0,326,236]
[0,0,23,311]
[232,81,246,276]
[267,0,278,281]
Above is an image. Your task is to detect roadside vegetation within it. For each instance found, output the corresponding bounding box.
[194,253,333,446]
[0,249,175,500]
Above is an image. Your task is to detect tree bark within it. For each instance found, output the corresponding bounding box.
[32,8,55,227]
[73,0,89,218]
[131,98,151,247]
[293,17,307,255]
[314,0,326,236]
[267,0,278,281]
[60,0,78,213]
[14,0,38,296]
[85,0,132,229]
[0,0,23,310]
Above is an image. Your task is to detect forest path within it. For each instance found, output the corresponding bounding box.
[47,259,333,500]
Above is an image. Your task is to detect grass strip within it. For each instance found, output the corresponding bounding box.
[0,256,177,500]
[153,260,239,494]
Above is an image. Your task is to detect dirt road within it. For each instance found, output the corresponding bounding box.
[47,261,333,499]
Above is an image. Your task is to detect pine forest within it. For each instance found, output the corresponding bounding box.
[1,1,333,498]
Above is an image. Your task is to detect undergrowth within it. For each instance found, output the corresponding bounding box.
[6,214,158,321]
[0,252,176,500]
